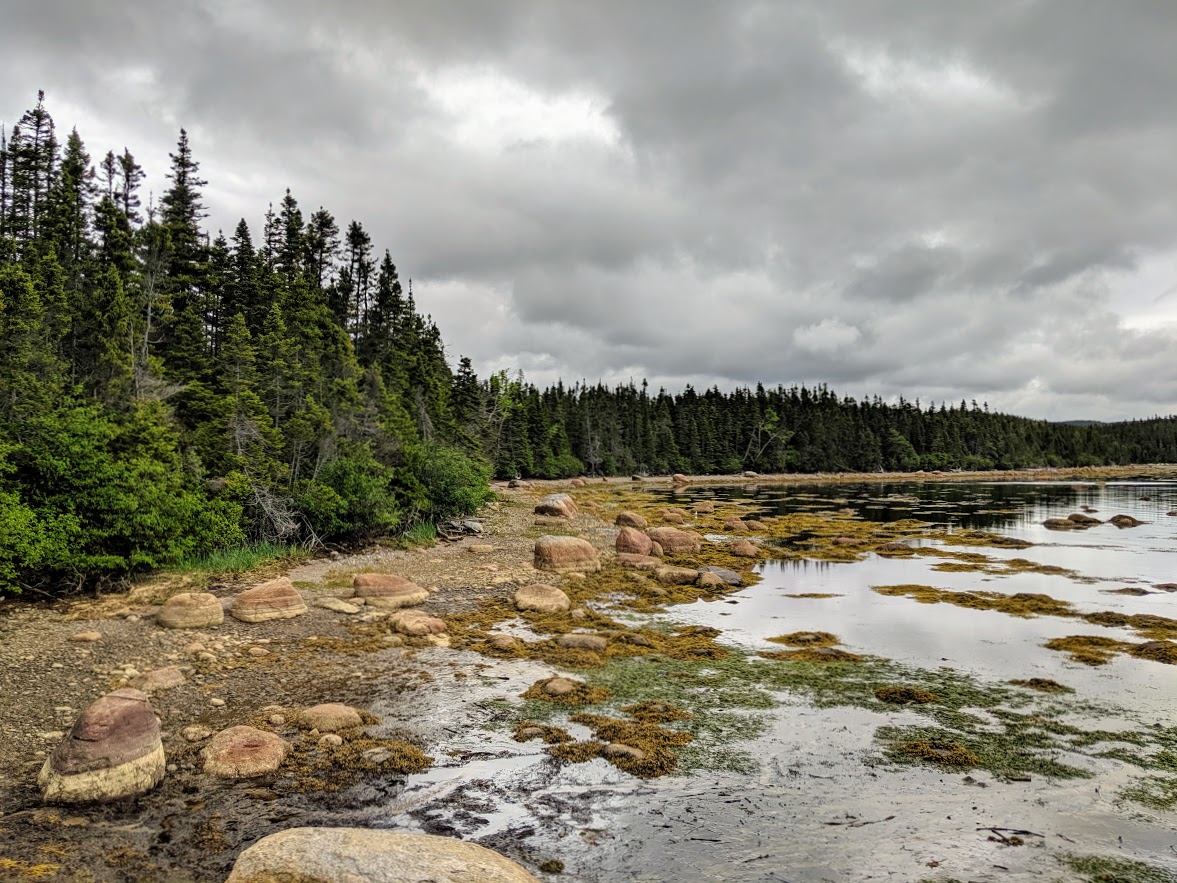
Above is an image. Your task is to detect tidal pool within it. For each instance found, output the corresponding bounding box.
[391,481,1177,882]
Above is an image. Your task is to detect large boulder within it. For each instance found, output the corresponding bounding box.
[671,473,689,484]
[534,493,578,518]
[515,584,571,614]
[352,574,429,609]
[231,577,308,623]
[615,511,648,529]
[39,688,164,803]
[1109,514,1144,528]
[202,726,290,778]
[534,536,601,573]
[226,827,540,883]
[157,592,224,629]
[723,518,748,533]
[647,527,702,555]
[615,526,653,556]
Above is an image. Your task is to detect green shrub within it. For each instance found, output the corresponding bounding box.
[414,444,492,521]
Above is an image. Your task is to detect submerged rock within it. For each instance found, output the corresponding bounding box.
[534,535,601,573]
[1109,514,1144,528]
[514,583,571,613]
[157,592,224,629]
[226,827,540,883]
[231,577,308,622]
[39,688,164,803]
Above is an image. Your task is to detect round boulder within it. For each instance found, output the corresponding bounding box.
[615,526,653,556]
[616,553,661,570]
[671,473,689,484]
[230,577,308,623]
[534,535,601,573]
[647,527,701,555]
[39,688,164,803]
[201,726,290,779]
[556,633,608,651]
[353,574,429,609]
[515,583,572,614]
[157,592,224,629]
[226,827,540,883]
[698,566,744,587]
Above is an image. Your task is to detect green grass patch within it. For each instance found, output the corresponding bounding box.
[171,542,309,576]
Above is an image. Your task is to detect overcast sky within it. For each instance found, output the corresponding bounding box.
[4,1,1176,420]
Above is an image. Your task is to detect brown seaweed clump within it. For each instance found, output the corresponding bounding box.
[1043,635,1127,666]
[872,584,1074,619]
[568,712,693,778]
[767,631,840,647]
[548,741,605,763]
[1008,678,1073,693]
[760,646,864,663]
[620,701,694,723]
[521,677,612,706]
[875,686,938,704]
[899,739,981,768]
[784,593,844,599]
[281,736,433,793]
[1129,640,1177,664]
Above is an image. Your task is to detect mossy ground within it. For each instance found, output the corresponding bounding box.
[1062,853,1177,883]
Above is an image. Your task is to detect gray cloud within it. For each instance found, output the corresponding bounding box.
[4,0,1177,421]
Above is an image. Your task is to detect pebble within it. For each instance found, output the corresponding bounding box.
[247,646,270,658]
[269,714,285,727]
[182,725,214,742]
[210,698,225,707]
[69,631,103,643]
[318,734,343,748]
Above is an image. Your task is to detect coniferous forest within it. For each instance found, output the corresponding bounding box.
[2,93,1177,593]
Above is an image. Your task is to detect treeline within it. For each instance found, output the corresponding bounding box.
[0,93,490,592]
[3,93,1176,592]
[469,377,1177,478]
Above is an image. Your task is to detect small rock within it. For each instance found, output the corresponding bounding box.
[129,666,186,693]
[570,608,589,621]
[69,631,103,643]
[489,634,518,651]
[514,584,571,614]
[655,566,699,586]
[247,646,270,658]
[301,703,364,732]
[556,633,608,651]
[210,698,226,707]
[697,566,744,587]
[389,610,447,637]
[318,734,344,748]
[468,545,494,554]
[542,677,579,697]
[182,725,214,742]
[602,742,645,761]
[615,511,648,529]
[202,726,290,778]
[315,597,362,615]
[269,714,286,727]
[353,574,430,609]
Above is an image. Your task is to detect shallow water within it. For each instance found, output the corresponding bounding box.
[389,481,1177,881]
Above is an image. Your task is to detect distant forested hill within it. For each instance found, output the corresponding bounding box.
[2,93,1175,592]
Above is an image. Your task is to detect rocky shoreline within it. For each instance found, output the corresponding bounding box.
[1,466,1175,881]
